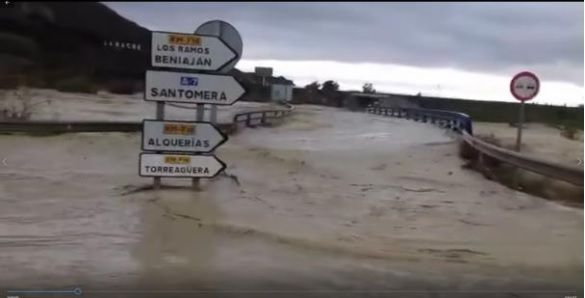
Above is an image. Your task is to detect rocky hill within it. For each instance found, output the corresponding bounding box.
[0,2,151,88]
[0,2,295,98]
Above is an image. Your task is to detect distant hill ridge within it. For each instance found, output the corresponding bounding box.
[0,2,149,79]
[0,1,274,91]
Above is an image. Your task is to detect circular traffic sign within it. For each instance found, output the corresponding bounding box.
[196,20,243,74]
[510,71,540,101]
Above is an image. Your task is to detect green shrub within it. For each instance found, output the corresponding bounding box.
[560,126,579,140]
[557,119,582,140]
[0,87,50,121]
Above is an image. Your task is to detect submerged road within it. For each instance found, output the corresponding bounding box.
[0,104,582,297]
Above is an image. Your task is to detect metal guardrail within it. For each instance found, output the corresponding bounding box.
[366,105,473,134]
[0,121,143,133]
[461,131,583,186]
[366,104,583,187]
[233,103,294,127]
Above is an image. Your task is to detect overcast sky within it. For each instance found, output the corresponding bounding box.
[104,2,584,106]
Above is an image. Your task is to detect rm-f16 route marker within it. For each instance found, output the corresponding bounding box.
[140,22,244,189]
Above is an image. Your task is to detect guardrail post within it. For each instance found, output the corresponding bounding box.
[260,112,266,126]
[246,114,251,127]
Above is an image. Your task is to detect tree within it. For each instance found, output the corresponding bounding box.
[305,81,320,91]
[363,82,376,94]
[321,80,339,93]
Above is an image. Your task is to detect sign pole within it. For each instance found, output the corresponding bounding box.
[154,101,165,189]
[509,71,539,189]
[210,105,217,124]
[192,103,206,190]
[509,71,539,152]
[515,100,525,152]
[209,21,224,125]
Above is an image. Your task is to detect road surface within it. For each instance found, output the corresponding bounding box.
[0,103,582,297]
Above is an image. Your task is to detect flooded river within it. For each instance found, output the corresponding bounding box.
[0,103,582,297]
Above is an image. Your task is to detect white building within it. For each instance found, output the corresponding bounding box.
[271,84,293,102]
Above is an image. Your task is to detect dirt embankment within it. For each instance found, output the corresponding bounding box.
[473,122,583,167]
[463,122,583,206]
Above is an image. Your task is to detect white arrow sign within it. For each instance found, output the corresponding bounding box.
[144,70,246,105]
[151,31,237,71]
[139,153,226,178]
[142,120,227,153]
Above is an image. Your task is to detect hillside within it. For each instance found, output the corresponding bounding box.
[0,2,150,87]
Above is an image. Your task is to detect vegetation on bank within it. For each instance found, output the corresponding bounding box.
[459,137,583,207]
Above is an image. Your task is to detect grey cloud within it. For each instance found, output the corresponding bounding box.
[104,2,583,85]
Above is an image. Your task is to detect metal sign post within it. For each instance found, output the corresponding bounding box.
[510,71,540,152]
[153,101,164,189]
[193,103,206,189]
[515,101,526,152]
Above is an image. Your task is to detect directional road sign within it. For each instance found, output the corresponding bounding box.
[151,31,237,71]
[139,153,226,178]
[142,120,227,153]
[145,70,245,105]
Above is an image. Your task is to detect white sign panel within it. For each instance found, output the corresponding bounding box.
[145,70,246,105]
[151,31,237,71]
[510,71,540,102]
[139,153,226,178]
[142,120,227,153]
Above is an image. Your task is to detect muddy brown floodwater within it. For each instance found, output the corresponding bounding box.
[0,104,582,298]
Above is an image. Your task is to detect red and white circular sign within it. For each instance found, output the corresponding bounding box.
[510,71,540,101]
